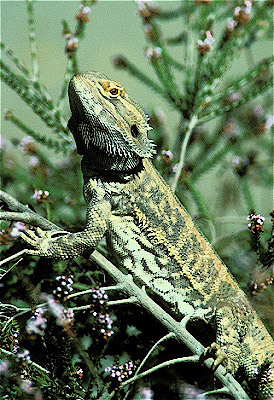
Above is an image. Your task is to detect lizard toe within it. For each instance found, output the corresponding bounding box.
[25,248,41,256]
[35,226,46,238]
[20,230,38,246]
[202,342,234,373]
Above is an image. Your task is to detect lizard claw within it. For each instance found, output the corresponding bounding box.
[201,342,234,373]
[21,227,69,256]
[21,227,43,244]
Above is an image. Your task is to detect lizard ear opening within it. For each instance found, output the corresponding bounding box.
[127,123,156,158]
[130,124,139,138]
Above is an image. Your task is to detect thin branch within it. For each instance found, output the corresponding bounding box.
[0,190,33,212]
[67,285,122,300]
[1,64,70,136]
[71,304,95,312]
[107,297,137,306]
[0,347,50,375]
[26,0,39,82]
[120,355,199,388]
[57,58,73,112]
[72,298,137,311]
[171,114,198,191]
[198,387,230,398]
[0,250,26,268]
[0,303,29,312]
[5,112,65,152]
[3,310,33,331]
[135,332,175,376]
[114,56,167,97]
[0,190,59,230]
[211,228,247,247]
[0,42,30,76]
[215,216,247,223]
[0,211,58,231]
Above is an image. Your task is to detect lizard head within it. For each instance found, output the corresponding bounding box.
[68,72,156,168]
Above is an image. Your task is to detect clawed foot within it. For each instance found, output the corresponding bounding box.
[21,227,69,256]
[201,342,234,373]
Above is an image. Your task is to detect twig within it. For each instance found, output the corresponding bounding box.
[120,355,199,388]
[107,297,137,306]
[171,115,198,191]
[3,310,32,331]
[0,347,50,375]
[57,58,73,112]
[0,250,26,268]
[134,332,175,376]
[197,387,230,398]
[116,57,167,97]
[0,190,59,231]
[0,211,56,229]
[72,298,137,312]
[0,42,30,76]
[5,113,65,152]
[26,0,39,82]
[67,285,122,300]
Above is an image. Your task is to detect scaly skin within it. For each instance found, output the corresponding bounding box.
[21,72,274,399]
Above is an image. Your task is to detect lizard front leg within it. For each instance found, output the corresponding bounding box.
[205,305,242,374]
[21,185,111,259]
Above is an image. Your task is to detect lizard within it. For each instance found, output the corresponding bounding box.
[21,71,274,399]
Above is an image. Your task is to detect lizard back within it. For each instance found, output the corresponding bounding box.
[71,71,274,399]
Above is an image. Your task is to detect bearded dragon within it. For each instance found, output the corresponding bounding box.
[21,71,274,399]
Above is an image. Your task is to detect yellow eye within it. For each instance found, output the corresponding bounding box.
[109,87,119,96]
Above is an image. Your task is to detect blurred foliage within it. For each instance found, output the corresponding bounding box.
[0,0,273,399]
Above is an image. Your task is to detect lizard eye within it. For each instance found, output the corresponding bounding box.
[131,124,139,138]
[109,88,119,96]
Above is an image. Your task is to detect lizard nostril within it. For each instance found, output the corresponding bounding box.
[131,124,139,138]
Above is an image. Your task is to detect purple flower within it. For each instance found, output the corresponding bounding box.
[47,295,74,327]
[26,308,47,335]
[145,47,162,61]
[10,221,27,238]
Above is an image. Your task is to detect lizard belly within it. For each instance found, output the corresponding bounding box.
[107,214,213,318]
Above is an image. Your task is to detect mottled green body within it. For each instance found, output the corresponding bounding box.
[22,72,274,399]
